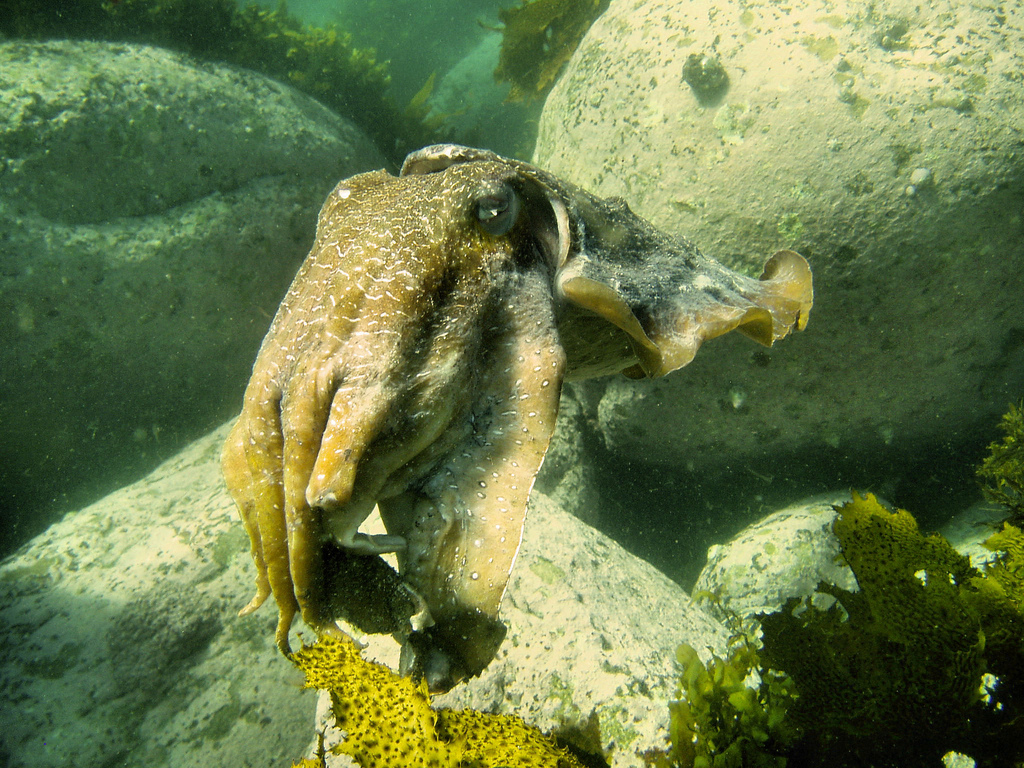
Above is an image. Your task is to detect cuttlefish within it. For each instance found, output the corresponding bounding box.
[222,144,812,691]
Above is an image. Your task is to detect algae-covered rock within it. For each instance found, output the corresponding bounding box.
[0,423,315,768]
[683,492,1024,766]
[534,0,1024,497]
[0,40,384,556]
[757,493,1023,766]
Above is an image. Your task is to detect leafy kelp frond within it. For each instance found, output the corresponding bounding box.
[494,0,609,102]
[670,640,799,768]
[978,402,1024,523]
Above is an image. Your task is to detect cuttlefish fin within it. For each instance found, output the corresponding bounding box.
[734,249,814,341]
[378,268,566,691]
[562,249,813,378]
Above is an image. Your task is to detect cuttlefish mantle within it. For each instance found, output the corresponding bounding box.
[221,143,813,691]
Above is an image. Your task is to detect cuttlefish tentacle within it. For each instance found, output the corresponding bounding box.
[221,420,272,614]
[223,392,298,651]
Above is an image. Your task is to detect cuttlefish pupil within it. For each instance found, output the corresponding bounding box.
[221,143,813,692]
[475,184,520,235]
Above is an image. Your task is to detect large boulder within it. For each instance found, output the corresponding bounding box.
[0,423,314,768]
[0,40,385,555]
[534,0,1024,509]
[0,422,729,768]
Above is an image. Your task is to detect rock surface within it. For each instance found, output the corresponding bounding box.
[435,492,729,767]
[0,39,385,555]
[0,422,729,768]
[694,492,1011,628]
[535,0,1024,497]
[693,492,857,624]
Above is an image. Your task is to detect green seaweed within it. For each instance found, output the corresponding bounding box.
[758,493,986,766]
[978,401,1024,523]
[671,489,1024,767]
[0,0,436,165]
[669,640,799,768]
[494,0,610,102]
[681,53,730,103]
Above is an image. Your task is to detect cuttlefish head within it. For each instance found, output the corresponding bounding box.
[404,144,813,384]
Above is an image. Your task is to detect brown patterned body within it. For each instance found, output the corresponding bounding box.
[222,145,813,690]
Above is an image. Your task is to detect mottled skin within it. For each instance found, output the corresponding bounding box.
[222,145,813,690]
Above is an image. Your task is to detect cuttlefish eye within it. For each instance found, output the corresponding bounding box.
[474,183,520,236]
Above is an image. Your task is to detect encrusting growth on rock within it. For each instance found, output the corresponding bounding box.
[290,634,586,768]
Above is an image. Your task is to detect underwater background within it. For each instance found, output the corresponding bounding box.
[1,0,1023,766]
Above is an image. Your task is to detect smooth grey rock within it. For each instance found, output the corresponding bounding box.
[535,0,1024,492]
[0,40,385,554]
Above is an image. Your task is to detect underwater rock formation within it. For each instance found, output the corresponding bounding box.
[0,424,314,768]
[534,0,1024,504]
[0,40,384,558]
[693,493,858,624]
[0,423,730,768]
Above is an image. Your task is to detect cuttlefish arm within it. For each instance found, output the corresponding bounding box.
[378,267,565,688]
